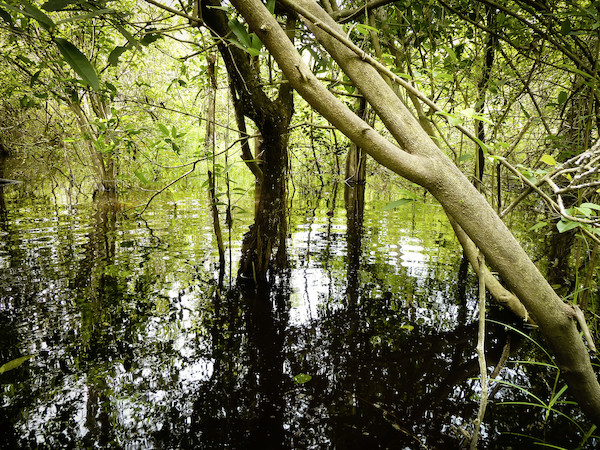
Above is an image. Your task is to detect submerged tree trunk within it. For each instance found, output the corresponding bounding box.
[238,128,290,281]
[202,1,295,283]
[230,0,600,423]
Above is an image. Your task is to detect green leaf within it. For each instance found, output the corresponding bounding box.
[266,0,276,14]
[293,373,312,384]
[112,22,139,48]
[580,202,600,211]
[472,136,489,154]
[41,0,78,11]
[157,122,169,136]
[23,2,55,29]
[458,153,473,162]
[383,198,414,210]
[0,355,34,374]
[54,38,100,91]
[0,6,14,26]
[0,2,55,29]
[108,45,129,67]
[540,154,557,166]
[576,206,593,217]
[205,5,229,11]
[355,23,378,36]
[557,90,568,104]
[435,110,463,126]
[560,19,572,35]
[56,9,116,25]
[140,31,162,45]
[557,219,580,233]
[228,18,252,48]
[30,69,42,87]
[527,221,548,232]
[250,33,263,51]
[133,170,147,184]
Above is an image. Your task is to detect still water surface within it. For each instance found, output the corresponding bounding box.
[0,170,597,448]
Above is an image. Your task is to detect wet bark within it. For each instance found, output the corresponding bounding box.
[202,1,294,283]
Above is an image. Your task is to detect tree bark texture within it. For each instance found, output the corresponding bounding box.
[229,0,600,423]
[202,1,294,283]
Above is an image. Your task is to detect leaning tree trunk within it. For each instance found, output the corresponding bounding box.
[229,0,600,424]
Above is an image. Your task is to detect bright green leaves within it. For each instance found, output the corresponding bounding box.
[54,37,100,91]
[383,198,414,210]
[156,122,186,155]
[0,1,101,91]
[557,217,581,233]
[293,373,312,384]
[0,355,34,374]
[557,203,600,233]
[540,154,557,166]
[382,189,421,210]
[228,17,263,56]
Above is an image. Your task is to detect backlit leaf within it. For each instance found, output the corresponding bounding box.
[540,154,557,166]
[0,355,34,374]
[383,198,414,210]
[54,38,100,91]
[528,221,548,232]
[293,373,312,384]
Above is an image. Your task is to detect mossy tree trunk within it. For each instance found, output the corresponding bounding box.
[202,1,294,283]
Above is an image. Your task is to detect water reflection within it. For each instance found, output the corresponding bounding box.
[0,166,597,448]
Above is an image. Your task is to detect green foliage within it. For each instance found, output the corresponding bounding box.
[293,373,312,384]
[227,17,263,56]
[0,355,34,374]
[54,37,100,91]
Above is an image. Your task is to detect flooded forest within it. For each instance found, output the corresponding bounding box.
[1,0,600,448]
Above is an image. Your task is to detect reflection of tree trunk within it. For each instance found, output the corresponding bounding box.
[243,282,288,446]
[345,182,365,310]
[192,281,290,446]
[73,191,119,444]
[0,155,8,230]
[345,96,367,310]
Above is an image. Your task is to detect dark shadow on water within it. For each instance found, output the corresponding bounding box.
[0,175,597,448]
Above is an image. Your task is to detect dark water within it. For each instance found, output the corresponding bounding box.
[0,163,597,448]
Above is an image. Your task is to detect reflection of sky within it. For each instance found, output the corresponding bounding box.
[286,206,457,327]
